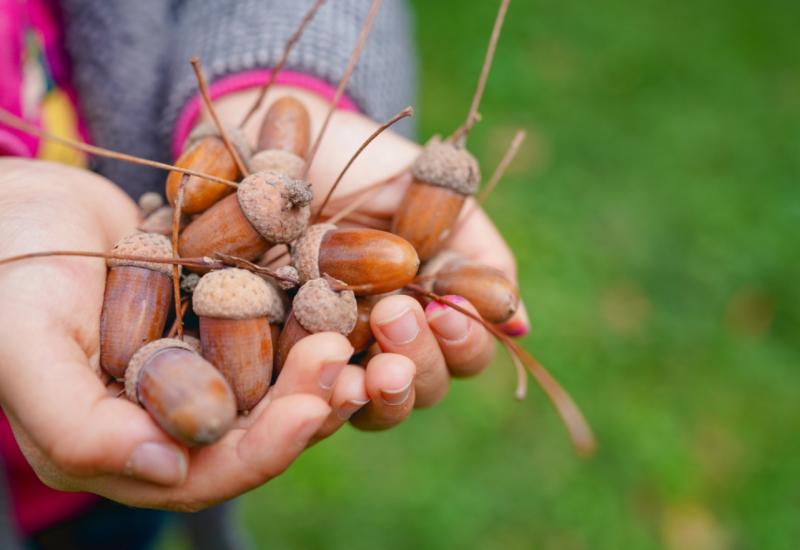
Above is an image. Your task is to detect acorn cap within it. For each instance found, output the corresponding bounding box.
[290,223,336,283]
[137,205,176,236]
[411,137,481,196]
[293,278,357,335]
[237,171,313,244]
[125,338,197,403]
[274,265,300,290]
[192,268,279,320]
[248,149,305,178]
[186,121,252,163]
[138,192,164,216]
[107,232,174,276]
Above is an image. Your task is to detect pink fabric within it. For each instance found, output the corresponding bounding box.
[1,413,97,536]
[172,69,359,158]
[0,0,88,158]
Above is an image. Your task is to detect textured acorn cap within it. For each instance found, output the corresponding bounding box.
[137,206,179,236]
[107,232,174,276]
[192,268,278,320]
[125,338,197,403]
[411,137,481,196]
[138,192,164,216]
[186,121,252,162]
[237,171,313,244]
[248,149,305,178]
[274,264,300,290]
[290,223,336,283]
[293,278,357,335]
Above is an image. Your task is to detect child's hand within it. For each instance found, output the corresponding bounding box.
[215,87,530,429]
[0,159,342,510]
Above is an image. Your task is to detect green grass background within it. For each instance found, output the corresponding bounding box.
[162,0,800,548]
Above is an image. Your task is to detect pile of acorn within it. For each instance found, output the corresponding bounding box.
[0,0,594,454]
[103,92,520,447]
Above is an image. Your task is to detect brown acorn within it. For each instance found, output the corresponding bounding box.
[424,253,519,324]
[276,277,357,373]
[125,338,236,446]
[192,268,283,411]
[100,233,174,379]
[291,223,420,295]
[391,137,481,261]
[348,295,379,354]
[256,96,311,157]
[165,122,251,215]
[178,171,313,268]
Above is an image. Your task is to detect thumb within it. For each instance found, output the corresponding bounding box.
[1,326,188,488]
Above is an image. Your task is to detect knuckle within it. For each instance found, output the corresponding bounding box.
[46,435,96,477]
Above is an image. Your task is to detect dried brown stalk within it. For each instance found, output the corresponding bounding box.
[450,0,511,147]
[303,0,383,178]
[190,58,250,176]
[239,0,328,128]
[0,108,238,188]
[406,283,597,457]
[171,176,187,338]
[314,106,413,221]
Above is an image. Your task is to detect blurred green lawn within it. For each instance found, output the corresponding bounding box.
[163,0,800,548]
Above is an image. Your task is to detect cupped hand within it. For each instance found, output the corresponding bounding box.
[0,158,349,511]
[216,86,530,431]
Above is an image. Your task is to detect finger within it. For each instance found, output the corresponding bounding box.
[67,393,330,511]
[370,294,449,407]
[350,353,415,431]
[424,295,496,378]
[312,365,369,442]
[268,332,354,402]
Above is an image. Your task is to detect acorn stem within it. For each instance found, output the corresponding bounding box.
[448,0,511,146]
[0,107,238,188]
[191,57,250,176]
[303,0,383,179]
[239,0,328,128]
[313,106,414,222]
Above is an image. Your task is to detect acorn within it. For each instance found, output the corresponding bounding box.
[100,232,174,379]
[291,223,419,295]
[137,205,186,236]
[165,122,251,215]
[391,137,481,261]
[125,338,236,446]
[256,96,310,158]
[192,268,282,411]
[178,171,313,269]
[422,252,519,324]
[276,277,357,373]
[348,295,379,354]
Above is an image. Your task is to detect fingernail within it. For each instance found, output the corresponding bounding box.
[426,295,470,343]
[125,442,186,485]
[501,318,530,338]
[336,399,370,420]
[381,381,412,406]
[376,307,419,345]
[319,362,346,390]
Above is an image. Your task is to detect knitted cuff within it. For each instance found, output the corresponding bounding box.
[164,0,417,145]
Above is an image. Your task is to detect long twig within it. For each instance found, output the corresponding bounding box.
[171,176,187,339]
[303,0,383,179]
[407,284,597,457]
[0,250,298,284]
[167,298,190,339]
[190,58,249,176]
[450,0,511,146]
[0,108,238,188]
[239,0,328,128]
[313,106,413,221]
[455,129,526,231]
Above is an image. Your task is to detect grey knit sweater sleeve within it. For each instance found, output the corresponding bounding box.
[60,0,417,200]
